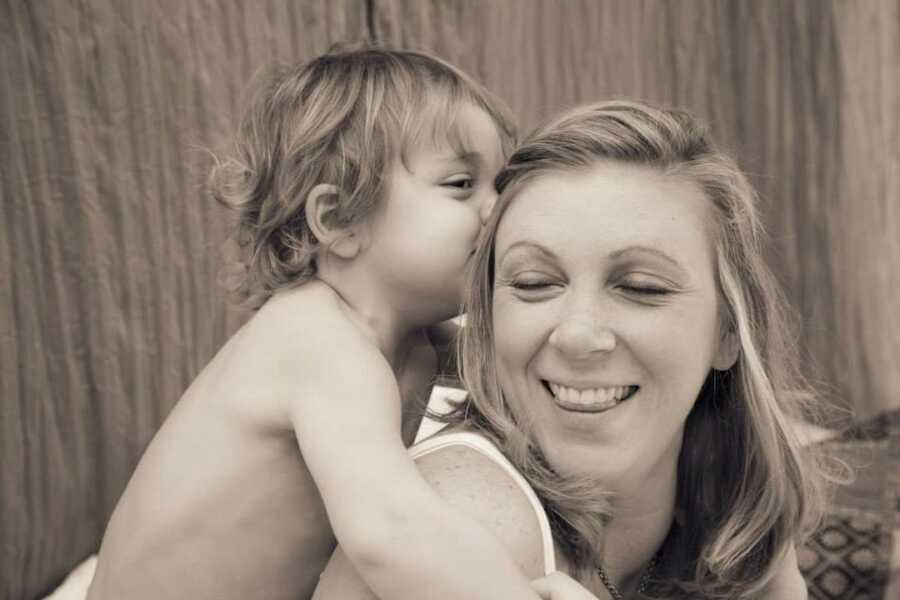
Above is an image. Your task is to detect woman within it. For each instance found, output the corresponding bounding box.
[314,101,827,599]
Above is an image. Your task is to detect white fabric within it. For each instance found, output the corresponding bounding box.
[43,554,96,600]
[411,430,557,575]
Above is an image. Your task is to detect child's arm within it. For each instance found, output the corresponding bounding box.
[291,322,542,600]
[759,544,807,599]
[313,443,556,600]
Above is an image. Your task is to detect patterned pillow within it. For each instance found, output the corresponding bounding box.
[799,508,889,599]
[800,412,900,600]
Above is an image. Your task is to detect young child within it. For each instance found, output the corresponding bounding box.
[87,45,576,600]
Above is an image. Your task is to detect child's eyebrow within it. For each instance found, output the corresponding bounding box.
[454,151,486,169]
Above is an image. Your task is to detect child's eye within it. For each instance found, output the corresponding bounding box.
[442,174,474,190]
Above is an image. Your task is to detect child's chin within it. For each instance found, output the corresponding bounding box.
[436,299,463,321]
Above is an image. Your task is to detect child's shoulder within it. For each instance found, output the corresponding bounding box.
[250,282,374,353]
[240,281,394,388]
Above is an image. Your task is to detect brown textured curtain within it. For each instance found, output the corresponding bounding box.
[2,1,898,598]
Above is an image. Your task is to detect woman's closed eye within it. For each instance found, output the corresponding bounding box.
[616,275,677,300]
[514,279,554,290]
[499,273,563,299]
[620,284,671,295]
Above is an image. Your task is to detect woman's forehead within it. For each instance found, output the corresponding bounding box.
[494,163,716,267]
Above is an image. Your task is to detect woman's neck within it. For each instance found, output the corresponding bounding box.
[600,451,680,594]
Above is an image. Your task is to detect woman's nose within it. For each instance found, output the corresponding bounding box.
[479,189,498,225]
[548,314,617,358]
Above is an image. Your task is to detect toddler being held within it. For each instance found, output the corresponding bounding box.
[88,45,565,600]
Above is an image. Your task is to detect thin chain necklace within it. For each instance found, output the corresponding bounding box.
[596,554,658,600]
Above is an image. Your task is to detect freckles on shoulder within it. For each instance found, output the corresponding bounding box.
[414,444,547,578]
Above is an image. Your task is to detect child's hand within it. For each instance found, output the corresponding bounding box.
[761,544,808,599]
[531,572,600,600]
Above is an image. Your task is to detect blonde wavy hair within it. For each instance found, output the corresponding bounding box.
[449,101,830,597]
[209,43,516,307]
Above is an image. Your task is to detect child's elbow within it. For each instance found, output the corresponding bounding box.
[783,571,808,600]
[332,506,411,575]
[764,566,808,600]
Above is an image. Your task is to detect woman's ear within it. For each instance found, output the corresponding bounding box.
[712,328,739,371]
[304,184,362,259]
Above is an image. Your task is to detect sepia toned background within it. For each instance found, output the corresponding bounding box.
[2,1,899,598]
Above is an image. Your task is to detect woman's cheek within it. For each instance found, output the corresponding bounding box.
[493,298,547,364]
[492,298,547,410]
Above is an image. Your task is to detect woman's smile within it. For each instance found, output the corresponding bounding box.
[541,380,639,413]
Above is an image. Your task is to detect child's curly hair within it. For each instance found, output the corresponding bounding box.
[209,43,516,308]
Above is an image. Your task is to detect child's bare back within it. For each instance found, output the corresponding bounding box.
[88,283,437,600]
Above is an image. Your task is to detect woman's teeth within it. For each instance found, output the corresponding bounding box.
[546,382,636,411]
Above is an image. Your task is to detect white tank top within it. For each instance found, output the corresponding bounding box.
[410,430,557,575]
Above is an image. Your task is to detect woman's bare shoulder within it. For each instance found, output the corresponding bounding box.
[413,437,548,579]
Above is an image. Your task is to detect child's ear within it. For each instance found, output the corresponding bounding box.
[304,184,362,259]
[712,328,739,371]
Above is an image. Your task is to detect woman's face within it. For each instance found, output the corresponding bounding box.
[492,162,734,490]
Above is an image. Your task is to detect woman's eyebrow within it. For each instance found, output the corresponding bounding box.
[497,240,560,264]
[609,246,688,276]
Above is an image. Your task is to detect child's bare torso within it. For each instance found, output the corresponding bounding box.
[88,284,437,600]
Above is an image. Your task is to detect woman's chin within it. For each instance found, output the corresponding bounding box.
[533,400,651,484]
[546,444,633,486]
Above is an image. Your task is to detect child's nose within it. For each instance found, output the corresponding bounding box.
[479,190,498,224]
